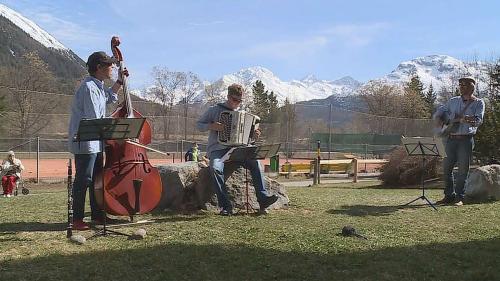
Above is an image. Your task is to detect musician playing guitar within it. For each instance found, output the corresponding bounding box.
[196,84,278,216]
[433,76,485,206]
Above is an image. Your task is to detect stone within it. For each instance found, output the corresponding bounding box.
[465,164,500,201]
[155,162,289,212]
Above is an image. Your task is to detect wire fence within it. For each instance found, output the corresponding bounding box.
[1,85,437,181]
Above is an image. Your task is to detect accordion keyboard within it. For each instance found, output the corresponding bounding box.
[219,111,233,142]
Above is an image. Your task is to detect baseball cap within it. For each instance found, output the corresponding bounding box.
[459,76,476,85]
[86,51,117,69]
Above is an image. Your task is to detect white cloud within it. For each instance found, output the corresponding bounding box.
[321,22,391,47]
[31,12,105,47]
[242,36,328,59]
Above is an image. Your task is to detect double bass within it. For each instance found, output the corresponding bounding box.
[94,36,162,217]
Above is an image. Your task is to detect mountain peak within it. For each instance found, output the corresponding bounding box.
[0,4,67,50]
[332,76,362,87]
[301,74,320,83]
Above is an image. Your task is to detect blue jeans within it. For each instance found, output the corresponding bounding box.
[209,149,270,211]
[443,137,474,200]
[73,153,103,220]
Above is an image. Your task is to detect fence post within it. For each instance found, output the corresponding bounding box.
[316,140,321,185]
[36,136,40,183]
[352,158,358,183]
[312,159,317,185]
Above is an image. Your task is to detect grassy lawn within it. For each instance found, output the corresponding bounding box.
[0,181,499,281]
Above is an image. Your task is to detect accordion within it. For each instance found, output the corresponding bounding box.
[218,111,260,146]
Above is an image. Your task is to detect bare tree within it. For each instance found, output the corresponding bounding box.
[0,51,58,138]
[147,67,185,139]
[179,72,202,140]
[204,80,226,105]
[358,80,404,118]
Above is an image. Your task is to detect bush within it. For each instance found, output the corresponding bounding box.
[379,147,439,187]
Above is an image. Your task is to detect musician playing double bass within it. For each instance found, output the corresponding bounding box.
[67,51,128,230]
[196,83,278,216]
[433,76,485,206]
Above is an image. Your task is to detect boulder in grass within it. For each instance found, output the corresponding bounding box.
[465,164,500,202]
[155,161,289,212]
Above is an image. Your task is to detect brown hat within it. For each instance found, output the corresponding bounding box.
[86,51,117,69]
[459,76,476,85]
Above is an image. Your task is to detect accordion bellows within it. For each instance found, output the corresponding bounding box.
[218,111,260,146]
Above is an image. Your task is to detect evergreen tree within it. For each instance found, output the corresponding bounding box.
[474,60,500,163]
[250,80,280,123]
[424,83,437,116]
[403,74,428,118]
[251,80,269,119]
[267,90,280,123]
[406,74,425,101]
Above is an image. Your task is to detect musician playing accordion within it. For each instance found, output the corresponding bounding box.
[196,83,278,216]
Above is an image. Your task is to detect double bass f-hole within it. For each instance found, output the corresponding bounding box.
[94,36,163,217]
[137,153,151,173]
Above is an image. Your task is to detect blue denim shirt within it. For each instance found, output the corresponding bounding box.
[434,96,485,135]
[68,76,118,154]
[196,102,237,157]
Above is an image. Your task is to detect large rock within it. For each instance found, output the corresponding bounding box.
[465,164,500,201]
[155,162,289,212]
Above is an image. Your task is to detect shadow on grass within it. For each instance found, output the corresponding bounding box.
[327,203,430,217]
[0,238,498,281]
[0,217,208,233]
[0,222,67,232]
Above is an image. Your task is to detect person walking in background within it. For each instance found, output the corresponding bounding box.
[1,151,24,197]
[196,83,278,215]
[68,51,127,230]
[434,76,485,206]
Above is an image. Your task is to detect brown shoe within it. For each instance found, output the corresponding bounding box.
[436,196,455,205]
[73,219,90,231]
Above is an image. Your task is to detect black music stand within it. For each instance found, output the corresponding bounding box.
[223,143,281,214]
[401,137,444,211]
[75,117,145,238]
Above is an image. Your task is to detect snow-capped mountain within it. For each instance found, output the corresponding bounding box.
[0,4,67,50]
[196,66,361,103]
[377,54,490,92]
[0,4,85,80]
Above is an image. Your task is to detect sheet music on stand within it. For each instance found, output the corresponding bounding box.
[75,117,145,142]
[401,136,445,211]
[221,143,281,162]
[401,136,446,158]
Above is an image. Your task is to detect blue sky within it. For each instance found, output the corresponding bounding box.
[2,0,500,89]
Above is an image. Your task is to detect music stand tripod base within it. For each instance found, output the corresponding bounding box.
[401,137,443,211]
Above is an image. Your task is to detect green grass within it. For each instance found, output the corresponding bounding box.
[0,181,499,281]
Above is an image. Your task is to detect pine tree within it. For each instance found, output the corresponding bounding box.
[424,83,437,116]
[406,74,425,100]
[403,74,428,118]
[267,90,280,123]
[474,59,500,163]
[251,80,269,119]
